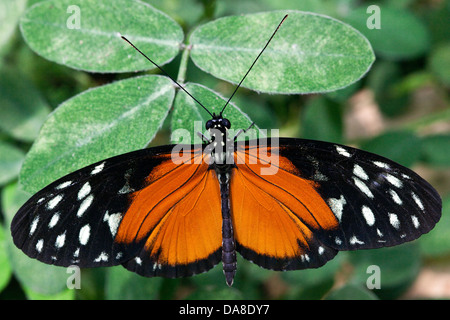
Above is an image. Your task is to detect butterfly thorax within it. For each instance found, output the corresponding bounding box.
[205,115,234,170]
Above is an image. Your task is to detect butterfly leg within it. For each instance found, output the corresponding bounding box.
[233,122,255,141]
[197,132,211,144]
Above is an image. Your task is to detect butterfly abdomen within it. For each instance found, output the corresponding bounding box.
[217,170,237,287]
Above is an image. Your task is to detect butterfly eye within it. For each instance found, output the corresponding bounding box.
[222,118,231,129]
[205,120,213,130]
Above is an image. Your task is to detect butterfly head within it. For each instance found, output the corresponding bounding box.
[206,113,231,141]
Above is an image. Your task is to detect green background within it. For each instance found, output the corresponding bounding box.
[0,0,449,300]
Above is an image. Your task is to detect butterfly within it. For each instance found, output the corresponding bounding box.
[11,15,441,287]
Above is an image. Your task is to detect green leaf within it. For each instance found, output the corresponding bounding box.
[300,96,343,143]
[0,67,51,142]
[348,244,420,299]
[367,61,409,117]
[171,82,260,143]
[281,252,346,300]
[105,266,163,299]
[20,75,175,193]
[24,287,75,300]
[360,131,421,168]
[420,134,450,167]
[325,284,379,300]
[345,6,430,60]
[20,0,184,72]
[0,223,12,293]
[189,10,374,94]
[186,286,243,300]
[0,0,27,57]
[420,195,450,257]
[0,141,25,186]
[2,183,69,295]
[428,43,450,86]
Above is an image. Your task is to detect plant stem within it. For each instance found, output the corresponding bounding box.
[177,44,192,85]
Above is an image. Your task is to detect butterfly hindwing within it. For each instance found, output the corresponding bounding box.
[231,144,339,271]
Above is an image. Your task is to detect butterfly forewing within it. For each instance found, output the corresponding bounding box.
[11,145,179,268]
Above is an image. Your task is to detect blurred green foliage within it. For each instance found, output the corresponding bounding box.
[0,0,449,300]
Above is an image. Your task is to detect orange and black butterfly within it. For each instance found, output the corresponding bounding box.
[11,16,441,287]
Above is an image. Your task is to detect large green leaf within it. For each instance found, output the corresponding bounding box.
[420,134,450,167]
[428,43,450,86]
[0,141,25,186]
[325,284,379,300]
[300,96,343,144]
[189,10,374,94]
[420,195,450,257]
[105,266,163,299]
[348,244,421,299]
[20,75,175,193]
[20,0,184,72]
[345,6,430,60]
[0,68,50,142]
[0,222,12,294]
[0,0,27,57]
[171,83,261,143]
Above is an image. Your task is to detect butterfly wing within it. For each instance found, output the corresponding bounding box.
[231,137,441,270]
[11,144,222,278]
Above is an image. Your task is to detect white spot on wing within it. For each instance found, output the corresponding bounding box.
[353,177,374,198]
[377,229,383,237]
[94,252,109,262]
[389,189,403,205]
[411,215,420,229]
[36,239,44,253]
[79,224,91,245]
[353,164,369,180]
[389,213,400,229]
[91,162,105,175]
[327,195,346,222]
[47,194,63,210]
[30,216,39,236]
[350,236,365,245]
[48,212,60,229]
[336,145,351,157]
[385,174,403,188]
[103,212,122,236]
[373,161,390,169]
[55,231,66,248]
[77,194,94,217]
[411,192,425,211]
[362,206,375,226]
[78,182,91,200]
[56,181,72,190]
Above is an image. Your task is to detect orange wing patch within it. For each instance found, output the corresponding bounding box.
[231,147,338,269]
[116,149,222,270]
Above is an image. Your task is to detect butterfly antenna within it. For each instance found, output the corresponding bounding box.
[220,14,288,116]
[121,35,213,117]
